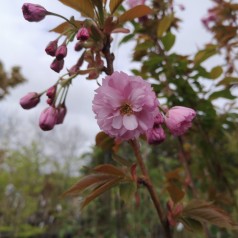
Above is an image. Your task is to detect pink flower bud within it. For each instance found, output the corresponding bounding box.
[55,44,67,60]
[50,58,64,73]
[46,85,57,99]
[146,125,166,145]
[76,27,90,41]
[22,3,48,22]
[56,104,67,124]
[68,64,79,76]
[39,107,58,131]
[165,106,196,136]
[154,112,164,126]
[20,92,40,109]
[74,41,83,51]
[45,40,58,56]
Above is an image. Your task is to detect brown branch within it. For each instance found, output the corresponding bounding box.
[102,34,114,75]
[130,139,172,238]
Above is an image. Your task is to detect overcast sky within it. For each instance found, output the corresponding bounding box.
[0,0,214,148]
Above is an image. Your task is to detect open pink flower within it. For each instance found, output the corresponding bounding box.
[92,71,159,140]
[164,106,196,136]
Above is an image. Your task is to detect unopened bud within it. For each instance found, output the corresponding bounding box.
[20,92,40,109]
[76,27,90,41]
[22,3,48,22]
[45,40,58,56]
[56,104,67,124]
[55,43,67,60]
[46,85,57,99]
[39,107,58,131]
[50,58,64,73]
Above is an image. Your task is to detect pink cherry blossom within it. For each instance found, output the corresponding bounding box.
[164,106,196,136]
[22,3,48,22]
[92,71,159,140]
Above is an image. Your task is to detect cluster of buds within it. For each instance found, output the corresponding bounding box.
[146,106,196,144]
[20,82,68,131]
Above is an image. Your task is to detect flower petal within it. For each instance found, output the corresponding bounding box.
[123,114,138,130]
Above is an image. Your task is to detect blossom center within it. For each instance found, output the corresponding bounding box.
[120,103,133,115]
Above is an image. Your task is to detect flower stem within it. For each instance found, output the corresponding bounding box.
[130,139,172,238]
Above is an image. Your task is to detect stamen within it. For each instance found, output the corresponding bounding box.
[120,103,133,115]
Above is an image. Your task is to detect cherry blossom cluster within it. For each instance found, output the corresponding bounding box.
[92,72,196,143]
[20,3,196,141]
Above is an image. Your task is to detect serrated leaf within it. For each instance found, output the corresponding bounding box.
[50,20,82,34]
[181,200,235,229]
[110,0,125,14]
[81,177,121,208]
[157,15,174,37]
[180,217,203,232]
[59,0,95,18]
[161,32,176,51]
[209,88,236,101]
[118,5,153,23]
[62,174,114,196]
[210,66,223,79]
[120,182,137,203]
[167,184,185,204]
[93,164,125,177]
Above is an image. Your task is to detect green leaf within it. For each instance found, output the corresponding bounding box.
[120,182,137,203]
[167,184,185,204]
[161,32,176,51]
[118,5,153,23]
[110,0,125,14]
[157,15,174,38]
[218,76,238,86]
[209,88,236,101]
[194,44,217,65]
[209,66,223,79]
[181,200,236,229]
[59,0,95,18]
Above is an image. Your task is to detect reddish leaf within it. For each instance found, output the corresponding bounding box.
[181,200,236,229]
[118,5,153,23]
[110,0,125,14]
[50,20,82,34]
[62,174,114,196]
[95,131,115,151]
[93,164,125,177]
[58,0,95,18]
[81,177,122,208]
[167,184,185,204]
